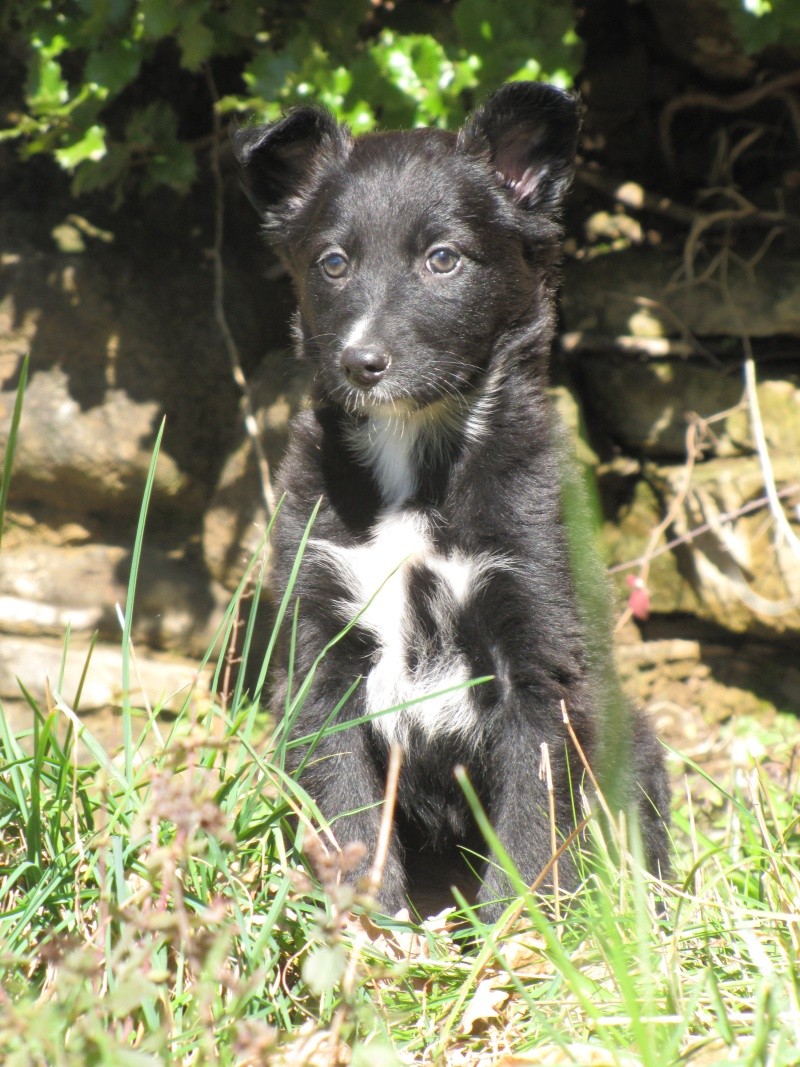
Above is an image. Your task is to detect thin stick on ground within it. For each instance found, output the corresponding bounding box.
[561,699,613,824]
[607,482,800,576]
[437,812,590,1052]
[660,69,800,166]
[540,742,560,924]
[327,744,403,1063]
[365,741,403,904]
[613,417,703,633]
[743,350,800,561]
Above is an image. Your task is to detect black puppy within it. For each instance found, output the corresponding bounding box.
[234,82,670,919]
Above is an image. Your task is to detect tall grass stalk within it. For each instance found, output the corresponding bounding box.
[0,353,28,554]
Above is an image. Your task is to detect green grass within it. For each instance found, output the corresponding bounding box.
[2,370,799,1065]
[2,590,799,1065]
[1,640,799,1067]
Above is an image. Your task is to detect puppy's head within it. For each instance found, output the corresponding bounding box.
[234,83,579,415]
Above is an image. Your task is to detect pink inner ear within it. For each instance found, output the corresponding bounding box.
[500,164,548,204]
[494,127,548,204]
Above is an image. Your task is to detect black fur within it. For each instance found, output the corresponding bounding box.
[235,82,670,920]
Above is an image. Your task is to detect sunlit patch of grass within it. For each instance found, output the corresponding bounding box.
[3,611,798,1065]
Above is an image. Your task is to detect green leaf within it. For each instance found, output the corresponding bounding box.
[177,13,215,71]
[140,0,180,39]
[453,0,579,89]
[125,100,177,149]
[71,143,131,196]
[85,38,143,96]
[26,35,69,114]
[223,0,262,38]
[145,140,197,192]
[365,31,476,128]
[244,48,302,103]
[55,124,107,169]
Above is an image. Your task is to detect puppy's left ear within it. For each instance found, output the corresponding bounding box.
[459,82,580,215]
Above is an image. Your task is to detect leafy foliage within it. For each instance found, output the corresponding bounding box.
[721,0,800,51]
[2,0,580,199]
[3,1,797,202]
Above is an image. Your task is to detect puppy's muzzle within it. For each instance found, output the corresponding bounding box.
[340,347,390,389]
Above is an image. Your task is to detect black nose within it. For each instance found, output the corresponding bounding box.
[340,347,390,388]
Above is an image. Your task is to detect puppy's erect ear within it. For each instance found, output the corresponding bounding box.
[232,107,349,226]
[459,82,579,215]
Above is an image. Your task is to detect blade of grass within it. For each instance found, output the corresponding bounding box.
[229,549,270,715]
[0,698,29,817]
[0,354,28,554]
[72,630,99,711]
[120,417,165,780]
[49,687,128,788]
[26,713,57,869]
[215,530,273,687]
[251,496,320,707]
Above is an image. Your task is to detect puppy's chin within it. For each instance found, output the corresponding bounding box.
[332,383,420,419]
[331,373,480,421]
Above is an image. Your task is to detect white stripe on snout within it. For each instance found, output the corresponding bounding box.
[344,316,370,349]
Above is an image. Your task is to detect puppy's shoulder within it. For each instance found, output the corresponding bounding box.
[277,408,325,481]
[277,406,379,533]
[286,406,324,449]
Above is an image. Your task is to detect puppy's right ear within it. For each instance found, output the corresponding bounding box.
[232,107,348,227]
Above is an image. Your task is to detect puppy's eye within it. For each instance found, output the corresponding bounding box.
[319,252,349,279]
[426,247,461,274]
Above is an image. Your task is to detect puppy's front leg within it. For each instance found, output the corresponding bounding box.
[475,722,579,923]
[297,715,408,914]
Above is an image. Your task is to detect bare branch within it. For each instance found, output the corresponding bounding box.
[204,67,276,519]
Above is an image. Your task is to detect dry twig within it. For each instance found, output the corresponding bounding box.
[660,69,800,167]
[743,348,800,562]
[204,67,276,519]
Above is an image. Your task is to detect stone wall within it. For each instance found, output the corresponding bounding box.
[1,162,799,742]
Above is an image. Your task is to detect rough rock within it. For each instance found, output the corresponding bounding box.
[0,634,210,726]
[578,354,743,457]
[655,455,800,639]
[0,541,233,655]
[603,469,702,617]
[577,355,800,460]
[562,249,800,339]
[723,378,800,459]
[0,181,296,712]
[0,197,291,525]
[202,351,310,589]
[644,0,753,81]
[606,454,800,640]
[1,363,203,517]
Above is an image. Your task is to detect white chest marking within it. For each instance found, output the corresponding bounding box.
[310,511,501,745]
[346,415,422,505]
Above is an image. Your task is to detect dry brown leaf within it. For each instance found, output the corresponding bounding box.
[356,906,458,965]
[459,976,510,1034]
